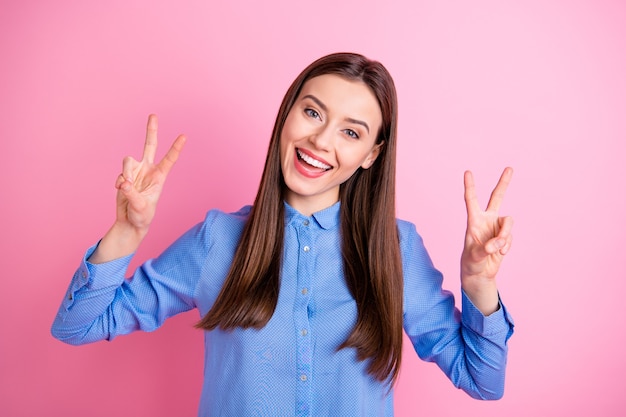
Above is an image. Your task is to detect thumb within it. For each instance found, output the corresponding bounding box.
[484,237,506,256]
[119,179,146,208]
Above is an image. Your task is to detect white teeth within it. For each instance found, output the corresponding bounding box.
[297,149,331,170]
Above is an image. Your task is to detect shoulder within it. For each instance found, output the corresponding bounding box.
[394,218,443,304]
[195,205,252,243]
[394,217,435,268]
[205,205,252,224]
[395,218,423,248]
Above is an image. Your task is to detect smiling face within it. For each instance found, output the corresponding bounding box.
[280,74,384,215]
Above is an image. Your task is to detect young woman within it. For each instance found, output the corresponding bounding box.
[52,52,514,416]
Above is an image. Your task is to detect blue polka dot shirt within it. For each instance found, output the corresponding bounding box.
[52,202,514,416]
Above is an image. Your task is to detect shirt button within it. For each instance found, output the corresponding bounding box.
[303,246,310,252]
[301,288,308,295]
[81,270,87,278]
[301,329,308,336]
[300,374,307,382]
[303,220,310,226]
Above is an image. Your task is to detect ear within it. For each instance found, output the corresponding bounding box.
[361,141,384,169]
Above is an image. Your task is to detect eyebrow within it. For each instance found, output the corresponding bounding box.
[301,94,370,134]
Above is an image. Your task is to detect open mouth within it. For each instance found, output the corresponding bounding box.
[297,148,332,171]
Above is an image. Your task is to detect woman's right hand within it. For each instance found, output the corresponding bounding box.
[89,115,186,263]
[115,114,186,232]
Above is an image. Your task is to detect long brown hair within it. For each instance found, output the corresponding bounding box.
[196,52,403,385]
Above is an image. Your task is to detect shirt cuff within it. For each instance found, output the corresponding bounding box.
[82,243,134,290]
[62,242,135,311]
[461,289,514,338]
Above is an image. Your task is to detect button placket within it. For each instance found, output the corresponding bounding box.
[294,218,313,416]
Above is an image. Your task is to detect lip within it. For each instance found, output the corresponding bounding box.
[293,148,333,178]
[297,148,332,167]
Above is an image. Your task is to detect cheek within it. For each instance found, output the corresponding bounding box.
[279,118,292,154]
[279,130,296,167]
[281,111,299,138]
[336,144,370,169]
[278,135,288,164]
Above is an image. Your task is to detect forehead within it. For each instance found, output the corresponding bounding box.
[298,74,382,123]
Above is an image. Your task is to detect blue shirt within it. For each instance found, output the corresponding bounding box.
[51,202,514,416]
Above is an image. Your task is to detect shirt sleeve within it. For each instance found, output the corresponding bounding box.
[400,221,514,400]
[50,213,216,346]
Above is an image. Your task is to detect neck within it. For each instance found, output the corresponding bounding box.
[284,193,339,216]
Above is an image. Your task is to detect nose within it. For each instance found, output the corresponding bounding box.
[309,125,333,151]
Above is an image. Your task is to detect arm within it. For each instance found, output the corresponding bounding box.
[401,224,514,400]
[51,115,189,344]
[402,168,515,399]
[50,220,209,345]
[89,114,186,263]
[460,168,514,315]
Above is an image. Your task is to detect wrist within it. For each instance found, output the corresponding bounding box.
[88,222,148,264]
[111,220,150,241]
[461,275,499,316]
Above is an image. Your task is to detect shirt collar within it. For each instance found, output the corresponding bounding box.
[284,201,340,230]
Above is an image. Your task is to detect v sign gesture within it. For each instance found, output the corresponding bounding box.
[460,167,514,316]
[89,115,186,264]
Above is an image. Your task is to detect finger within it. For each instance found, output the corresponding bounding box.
[497,215,514,240]
[484,236,506,256]
[500,234,513,255]
[122,156,140,183]
[142,114,159,164]
[157,134,187,176]
[497,216,514,254]
[115,173,126,189]
[482,215,514,254]
[463,170,481,217]
[118,176,145,209]
[486,167,513,212]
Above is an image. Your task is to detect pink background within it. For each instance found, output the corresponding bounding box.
[1,1,625,416]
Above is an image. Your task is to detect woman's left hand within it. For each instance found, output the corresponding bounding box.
[460,167,514,315]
